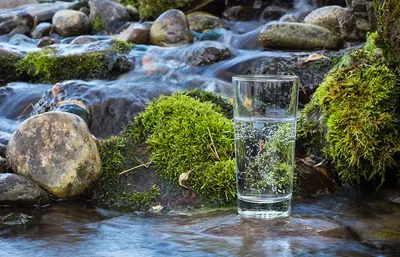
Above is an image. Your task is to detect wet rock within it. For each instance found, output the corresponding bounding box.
[8,33,35,45]
[0,212,31,225]
[222,6,252,21]
[37,36,58,47]
[52,10,91,37]
[6,112,102,199]
[0,0,38,9]
[259,22,344,50]
[0,47,24,84]
[0,173,49,206]
[79,7,90,16]
[304,6,347,35]
[8,25,31,37]
[115,23,150,45]
[185,41,232,66]
[150,9,193,47]
[89,0,132,34]
[338,9,359,41]
[126,5,140,21]
[260,5,290,22]
[0,157,8,173]
[70,35,99,45]
[186,12,229,33]
[31,22,52,39]
[0,12,34,35]
[279,14,298,22]
[192,28,227,41]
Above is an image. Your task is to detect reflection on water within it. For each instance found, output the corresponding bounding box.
[0,196,395,257]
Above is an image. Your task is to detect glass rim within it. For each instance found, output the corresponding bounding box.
[232,74,298,82]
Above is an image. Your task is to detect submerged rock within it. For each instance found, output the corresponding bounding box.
[0,12,34,36]
[70,35,99,45]
[0,173,49,206]
[187,12,229,33]
[31,22,53,39]
[150,9,193,47]
[184,41,233,66]
[259,22,344,50]
[304,6,347,35]
[52,10,92,37]
[89,0,132,34]
[6,112,102,199]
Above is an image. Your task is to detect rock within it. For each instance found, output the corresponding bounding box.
[5,1,80,23]
[6,112,102,199]
[192,28,227,41]
[338,9,359,41]
[52,10,91,37]
[89,0,132,34]
[70,35,99,45]
[351,0,367,12]
[0,173,49,206]
[260,5,290,22]
[259,22,344,50]
[184,0,227,17]
[8,25,31,37]
[0,0,38,9]
[79,7,90,16]
[184,41,232,66]
[8,33,35,45]
[115,23,150,45]
[186,12,229,33]
[126,5,140,21]
[37,36,58,47]
[279,14,298,22]
[31,22,52,39]
[222,6,252,21]
[0,12,34,35]
[304,6,346,35]
[0,156,8,173]
[150,9,193,47]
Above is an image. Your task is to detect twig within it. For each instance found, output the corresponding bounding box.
[119,162,152,176]
[17,103,35,121]
[207,128,220,161]
[133,154,148,168]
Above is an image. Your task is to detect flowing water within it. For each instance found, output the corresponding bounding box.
[1,1,399,256]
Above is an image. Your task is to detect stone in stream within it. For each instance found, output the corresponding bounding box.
[37,36,58,47]
[31,22,53,39]
[0,12,34,35]
[184,41,233,66]
[115,23,150,45]
[304,6,347,35]
[150,9,193,47]
[186,12,230,33]
[6,112,102,199]
[79,7,90,16]
[0,173,49,206]
[259,22,344,50]
[89,0,133,34]
[8,33,36,45]
[259,5,291,22]
[0,156,8,173]
[70,35,99,45]
[52,10,92,37]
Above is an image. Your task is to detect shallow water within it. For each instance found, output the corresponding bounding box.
[0,196,397,256]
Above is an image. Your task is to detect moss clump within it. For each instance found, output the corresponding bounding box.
[92,16,106,34]
[132,93,236,204]
[136,0,191,19]
[298,33,400,185]
[16,40,133,83]
[373,0,400,75]
[0,54,24,85]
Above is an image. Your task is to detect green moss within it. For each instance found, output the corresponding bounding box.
[136,0,191,19]
[371,230,400,240]
[373,0,400,75]
[92,16,106,34]
[132,93,236,204]
[0,54,24,85]
[16,40,132,83]
[298,33,400,185]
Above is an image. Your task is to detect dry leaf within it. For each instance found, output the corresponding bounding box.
[179,170,193,189]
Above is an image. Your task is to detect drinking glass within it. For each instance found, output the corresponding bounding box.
[232,75,299,219]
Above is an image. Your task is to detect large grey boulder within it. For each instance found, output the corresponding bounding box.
[259,22,344,50]
[0,173,49,206]
[89,0,131,34]
[304,6,347,35]
[150,9,193,47]
[31,22,52,39]
[6,112,102,199]
[53,10,91,37]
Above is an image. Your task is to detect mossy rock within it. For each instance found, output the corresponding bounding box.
[298,33,400,185]
[373,0,400,75]
[138,0,191,20]
[0,48,25,85]
[186,12,229,33]
[16,40,133,83]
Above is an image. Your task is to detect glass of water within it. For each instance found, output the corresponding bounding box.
[232,75,299,219]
